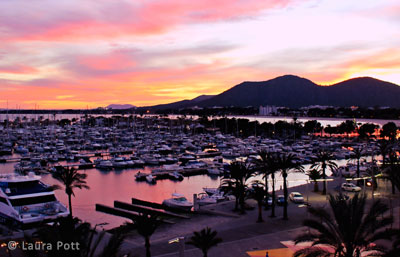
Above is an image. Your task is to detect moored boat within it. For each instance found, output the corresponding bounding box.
[0,172,69,227]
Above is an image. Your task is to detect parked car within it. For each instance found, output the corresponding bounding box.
[341,183,362,192]
[289,192,304,203]
[263,196,273,206]
[276,195,286,205]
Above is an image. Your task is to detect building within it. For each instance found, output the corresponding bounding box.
[259,106,277,116]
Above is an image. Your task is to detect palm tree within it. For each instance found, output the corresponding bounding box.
[386,150,400,194]
[294,194,394,257]
[307,169,321,192]
[222,161,254,214]
[351,146,364,180]
[250,181,265,222]
[385,233,400,257]
[255,150,278,210]
[135,213,160,257]
[277,153,303,220]
[35,217,92,257]
[378,140,390,167]
[52,167,89,218]
[256,152,280,218]
[186,227,223,257]
[220,179,240,211]
[311,151,337,195]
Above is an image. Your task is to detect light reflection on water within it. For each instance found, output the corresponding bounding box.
[0,156,356,228]
[0,161,222,228]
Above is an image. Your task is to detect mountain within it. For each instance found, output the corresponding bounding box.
[142,95,215,110]
[198,75,320,108]
[142,75,400,109]
[107,104,136,109]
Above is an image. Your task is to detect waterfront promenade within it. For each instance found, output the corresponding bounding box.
[120,178,400,257]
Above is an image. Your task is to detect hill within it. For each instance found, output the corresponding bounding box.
[142,95,214,110]
[107,104,136,109]
[145,75,400,109]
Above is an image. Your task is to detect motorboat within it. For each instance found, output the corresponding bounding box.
[96,160,113,170]
[207,168,222,175]
[169,171,184,181]
[197,192,225,206]
[112,157,127,169]
[162,193,193,211]
[197,193,217,206]
[0,172,69,227]
[146,174,156,184]
[203,187,220,196]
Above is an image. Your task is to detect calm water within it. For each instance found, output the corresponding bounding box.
[229,115,400,127]
[0,154,354,229]
[1,113,399,127]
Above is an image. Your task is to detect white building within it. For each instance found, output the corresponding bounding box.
[259,106,278,116]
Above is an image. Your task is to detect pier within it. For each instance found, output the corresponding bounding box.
[96,197,194,224]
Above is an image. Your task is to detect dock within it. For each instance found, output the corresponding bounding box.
[131,197,193,214]
[96,197,193,224]
[95,203,175,224]
[135,168,208,181]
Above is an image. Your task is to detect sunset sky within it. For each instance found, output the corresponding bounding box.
[0,0,399,109]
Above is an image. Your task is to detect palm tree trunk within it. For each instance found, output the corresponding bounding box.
[392,182,396,194]
[145,236,151,257]
[239,190,245,214]
[68,193,73,218]
[270,173,276,218]
[322,166,327,195]
[203,250,208,257]
[257,201,263,222]
[314,181,319,192]
[264,174,269,210]
[283,173,288,220]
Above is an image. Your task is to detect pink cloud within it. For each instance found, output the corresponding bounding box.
[0,65,38,74]
[0,0,292,42]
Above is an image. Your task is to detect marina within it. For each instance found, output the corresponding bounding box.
[0,115,391,230]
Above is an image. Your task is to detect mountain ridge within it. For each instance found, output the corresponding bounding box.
[140,75,400,109]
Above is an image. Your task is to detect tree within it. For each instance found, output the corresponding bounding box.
[135,213,160,257]
[311,151,337,195]
[386,150,400,195]
[358,123,377,139]
[52,167,89,218]
[338,120,356,137]
[253,152,281,218]
[324,125,338,137]
[277,153,304,220]
[351,147,364,180]
[378,140,390,167]
[221,161,254,214]
[385,233,400,257]
[381,122,398,141]
[186,227,222,257]
[35,217,131,257]
[307,169,321,192]
[254,150,275,210]
[294,194,394,257]
[220,179,240,211]
[249,181,265,222]
[304,120,322,136]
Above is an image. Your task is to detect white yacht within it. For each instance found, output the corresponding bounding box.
[0,172,69,227]
[96,160,113,170]
[162,193,193,211]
